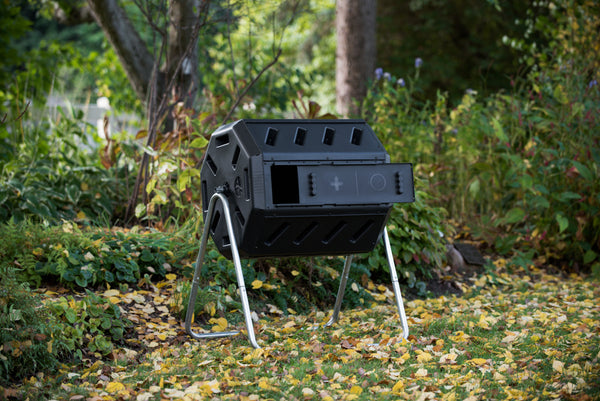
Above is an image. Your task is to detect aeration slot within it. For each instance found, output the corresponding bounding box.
[350,220,374,243]
[235,207,246,226]
[231,146,240,170]
[210,210,221,234]
[201,180,208,212]
[244,168,251,200]
[293,222,319,245]
[294,127,307,145]
[222,235,230,247]
[271,165,299,204]
[265,127,278,146]
[323,127,335,145]
[215,134,230,147]
[322,221,347,244]
[265,223,290,246]
[205,154,218,175]
[350,127,363,145]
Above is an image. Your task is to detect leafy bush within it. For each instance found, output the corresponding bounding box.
[0,107,130,224]
[363,0,599,272]
[0,220,193,288]
[356,189,452,295]
[0,269,71,386]
[46,290,132,359]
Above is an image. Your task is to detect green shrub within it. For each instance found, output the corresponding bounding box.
[362,0,599,271]
[0,269,71,386]
[354,187,452,295]
[0,220,192,289]
[0,107,130,224]
[46,290,132,359]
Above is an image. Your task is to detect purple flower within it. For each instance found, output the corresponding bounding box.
[465,88,477,96]
[375,68,383,80]
[415,58,423,69]
[383,72,391,81]
[397,78,405,87]
[589,79,598,88]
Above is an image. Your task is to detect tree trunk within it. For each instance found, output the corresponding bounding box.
[167,0,201,108]
[87,0,156,102]
[335,0,377,117]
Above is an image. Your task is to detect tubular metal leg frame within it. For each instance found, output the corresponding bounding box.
[324,255,354,327]
[325,228,409,339]
[185,192,260,349]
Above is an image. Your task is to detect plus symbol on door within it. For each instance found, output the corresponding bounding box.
[330,176,343,191]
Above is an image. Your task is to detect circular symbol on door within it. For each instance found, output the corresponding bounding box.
[369,173,386,191]
[234,176,244,198]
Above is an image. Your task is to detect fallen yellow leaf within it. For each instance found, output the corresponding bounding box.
[105,381,125,393]
[350,386,362,395]
[252,280,263,289]
[467,358,488,366]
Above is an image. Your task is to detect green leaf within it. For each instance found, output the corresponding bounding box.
[556,213,569,233]
[556,192,581,202]
[177,168,200,193]
[75,275,88,287]
[190,136,208,148]
[65,309,77,324]
[491,117,508,142]
[519,174,533,190]
[468,178,480,198]
[553,84,569,104]
[583,250,597,264]
[571,161,594,181]
[134,203,146,218]
[531,195,550,210]
[501,207,525,225]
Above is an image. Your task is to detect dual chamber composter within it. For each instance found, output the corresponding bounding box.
[185,119,415,348]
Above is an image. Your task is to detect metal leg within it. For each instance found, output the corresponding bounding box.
[185,192,260,348]
[384,227,409,339]
[325,255,353,327]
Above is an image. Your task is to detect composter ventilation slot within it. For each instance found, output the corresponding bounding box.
[293,222,319,245]
[235,207,246,226]
[265,223,290,247]
[210,210,221,234]
[215,134,230,147]
[205,154,218,175]
[294,127,307,145]
[350,220,374,243]
[322,127,335,145]
[350,127,363,145]
[265,127,278,146]
[201,180,208,212]
[322,221,346,244]
[231,146,241,170]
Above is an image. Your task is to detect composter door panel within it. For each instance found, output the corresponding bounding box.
[271,163,414,206]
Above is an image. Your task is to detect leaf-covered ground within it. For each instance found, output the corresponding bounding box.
[30,267,600,400]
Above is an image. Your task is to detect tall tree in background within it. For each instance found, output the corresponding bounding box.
[87,0,204,108]
[335,0,376,117]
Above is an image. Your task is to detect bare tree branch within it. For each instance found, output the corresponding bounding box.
[221,48,282,124]
[124,0,210,222]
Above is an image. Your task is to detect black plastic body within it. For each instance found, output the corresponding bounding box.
[200,119,415,258]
